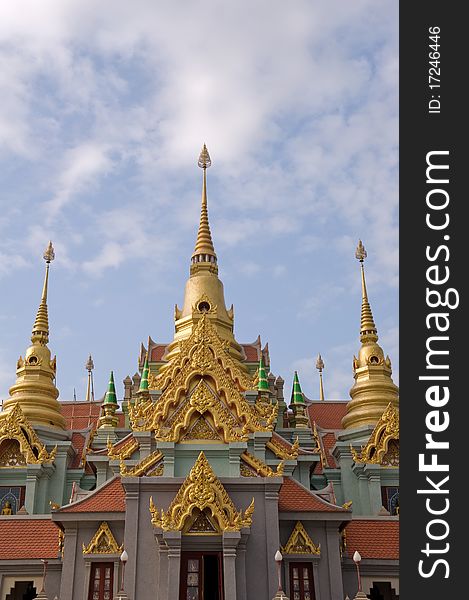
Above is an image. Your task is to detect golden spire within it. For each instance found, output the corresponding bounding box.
[3,242,66,430]
[316,354,325,401]
[355,240,378,342]
[85,355,95,402]
[341,241,399,430]
[31,241,54,345]
[191,144,217,265]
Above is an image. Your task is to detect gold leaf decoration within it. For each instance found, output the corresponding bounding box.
[282,521,320,555]
[120,449,163,477]
[149,452,254,532]
[82,521,123,555]
[351,403,399,465]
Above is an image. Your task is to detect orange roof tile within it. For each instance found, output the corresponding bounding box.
[345,519,399,559]
[150,345,167,361]
[0,518,60,559]
[59,477,125,513]
[242,344,259,362]
[278,477,346,512]
[308,401,348,430]
[70,432,86,468]
[61,401,102,430]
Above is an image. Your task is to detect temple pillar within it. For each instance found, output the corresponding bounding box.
[164,531,182,600]
[223,531,241,600]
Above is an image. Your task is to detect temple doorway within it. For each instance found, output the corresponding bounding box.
[180,551,224,600]
[5,581,36,600]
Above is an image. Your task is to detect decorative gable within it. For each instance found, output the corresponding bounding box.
[351,403,399,466]
[82,521,123,554]
[282,521,321,555]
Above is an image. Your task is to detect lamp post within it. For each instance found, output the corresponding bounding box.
[271,551,289,600]
[352,551,368,600]
[34,560,49,599]
[117,549,129,600]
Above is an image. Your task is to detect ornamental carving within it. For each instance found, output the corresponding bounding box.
[266,435,300,460]
[0,440,27,467]
[282,521,320,555]
[107,436,139,460]
[351,403,399,465]
[241,451,284,477]
[120,449,163,477]
[182,417,221,441]
[311,422,328,468]
[0,403,57,466]
[149,452,254,532]
[82,521,123,555]
[130,315,276,442]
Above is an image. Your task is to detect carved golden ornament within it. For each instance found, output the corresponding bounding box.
[0,403,57,466]
[266,435,300,461]
[241,451,283,477]
[184,509,219,535]
[342,500,353,510]
[351,403,399,465]
[182,417,221,441]
[0,440,27,467]
[311,422,328,468]
[82,521,123,555]
[128,397,153,432]
[58,529,64,557]
[107,436,139,460]
[80,424,97,468]
[282,521,320,555]
[120,449,163,477]
[130,315,275,441]
[192,294,218,315]
[240,463,258,477]
[149,463,164,476]
[149,452,254,532]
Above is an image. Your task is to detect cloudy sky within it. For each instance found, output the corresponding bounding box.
[0,0,398,405]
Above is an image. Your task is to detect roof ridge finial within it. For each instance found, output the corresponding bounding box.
[355,240,378,342]
[85,354,95,402]
[31,241,55,345]
[192,144,217,266]
[316,354,325,401]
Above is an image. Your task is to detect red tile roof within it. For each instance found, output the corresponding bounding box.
[70,432,86,468]
[150,345,167,362]
[59,477,125,513]
[308,402,348,430]
[60,402,125,431]
[242,344,259,362]
[278,477,347,512]
[345,519,399,559]
[0,518,60,559]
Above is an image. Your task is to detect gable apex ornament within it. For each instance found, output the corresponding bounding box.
[82,521,123,554]
[351,403,399,465]
[282,521,321,555]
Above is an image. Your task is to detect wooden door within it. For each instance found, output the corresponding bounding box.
[88,563,114,600]
[180,552,223,600]
[289,562,315,600]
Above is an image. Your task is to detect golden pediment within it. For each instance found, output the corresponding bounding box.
[82,521,123,554]
[282,521,320,555]
[351,403,399,465]
[149,452,254,532]
[120,449,163,477]
[0,403,56,466]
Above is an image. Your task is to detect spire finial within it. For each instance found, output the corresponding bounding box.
[316,354,325,401]
[31,242,55,345]
[355,240,377,342]
[85,354,95,402]
[139,352,149,392]
[192,144,217,266]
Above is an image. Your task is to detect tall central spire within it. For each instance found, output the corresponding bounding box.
[31,241,55,346]
[355,240,378,342]
[191,144,217,268]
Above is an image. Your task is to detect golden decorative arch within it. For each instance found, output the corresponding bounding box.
[282,521,320,555]
[82,521,123,554]
[0,403,56,466]
[149,452,254,532]
[351,403,399,465]
[130,316,277,442]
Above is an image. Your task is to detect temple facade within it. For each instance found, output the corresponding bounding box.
[0,146,399,600]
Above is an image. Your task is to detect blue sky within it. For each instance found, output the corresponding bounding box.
[0,0,398,405]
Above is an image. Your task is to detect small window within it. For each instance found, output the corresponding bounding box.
[88,563,114,600]
[198,301,211,313]
[381,486,399,515]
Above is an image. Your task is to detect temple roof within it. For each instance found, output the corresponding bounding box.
[0,517,59,559]
[58,476,125,513]
[307,401,348,430]
[345,519,399,559]
[60,401,125,430]
[278,477,349,513]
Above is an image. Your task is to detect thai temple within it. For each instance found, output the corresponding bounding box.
[0,146,399,600]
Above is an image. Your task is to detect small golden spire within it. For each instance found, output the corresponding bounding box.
[31,241,55,345]
[85,354,95,402]
[192,144,217,264]
[316,354,325,401]
[355,240,378,342]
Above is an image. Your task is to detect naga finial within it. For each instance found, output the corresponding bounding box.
[198,144,212,169]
